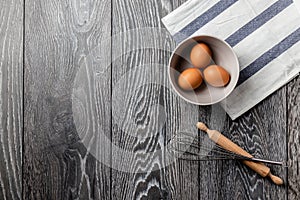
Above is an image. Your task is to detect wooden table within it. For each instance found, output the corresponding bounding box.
[0,0,299,199]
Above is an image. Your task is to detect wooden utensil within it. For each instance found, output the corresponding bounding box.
[197,122,283,185]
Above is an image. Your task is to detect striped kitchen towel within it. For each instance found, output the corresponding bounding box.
[162,0,300,120]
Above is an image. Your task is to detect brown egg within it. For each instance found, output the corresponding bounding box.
[203,65,230,87]
[190,43,212,68]
[178,68,203,90]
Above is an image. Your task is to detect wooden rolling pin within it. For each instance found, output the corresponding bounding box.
[197,122,283,185]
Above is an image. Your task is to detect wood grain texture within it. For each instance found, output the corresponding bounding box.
[288,76,300,200]
[197,104,227,200]
[218,88,287,200]
[0,0,293,199]
[24,0,111,199]
[0,0,23,199]
[111,0,200,199]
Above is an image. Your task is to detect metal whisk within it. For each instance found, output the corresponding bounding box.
[167,131,284,166]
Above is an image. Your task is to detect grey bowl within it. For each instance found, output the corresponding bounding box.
[168,35,240,105]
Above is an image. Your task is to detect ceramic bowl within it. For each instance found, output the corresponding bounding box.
[168,35,239,105]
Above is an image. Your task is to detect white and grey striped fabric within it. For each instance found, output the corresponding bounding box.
[162,0,300,120]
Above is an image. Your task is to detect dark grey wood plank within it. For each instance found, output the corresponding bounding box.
[111,0,200,199]
[0,0,23,199]
[195,94,287,200]
[198,104,228,200]
[24,0,111,199]
[288,76,300,200]
[217,89,287,200]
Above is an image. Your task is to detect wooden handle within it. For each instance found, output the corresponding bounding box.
[197,122,283,185]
